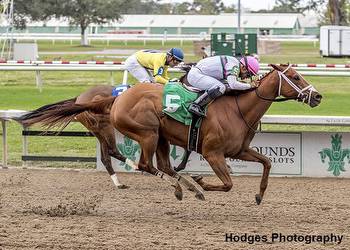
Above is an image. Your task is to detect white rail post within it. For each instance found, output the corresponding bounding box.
[122,70,128,84]
[22,125,28,168]
[35,70,43,92]
[110,71,115,85]
[1,120,8,169]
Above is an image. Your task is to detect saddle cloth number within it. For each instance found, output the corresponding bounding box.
[164,94,181,113]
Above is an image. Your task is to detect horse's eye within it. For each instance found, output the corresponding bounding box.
[293,75,300,81]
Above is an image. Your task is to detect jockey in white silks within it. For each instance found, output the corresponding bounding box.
[187,55,260,117]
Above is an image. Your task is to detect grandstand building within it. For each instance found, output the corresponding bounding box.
[0,13,319,36]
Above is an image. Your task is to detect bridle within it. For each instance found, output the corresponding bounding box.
[235,64,317,132]
[255,64,317,105]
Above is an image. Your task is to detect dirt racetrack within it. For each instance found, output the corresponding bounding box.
[0,167,349,250]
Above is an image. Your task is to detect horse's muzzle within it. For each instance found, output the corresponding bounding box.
[309,92,322,108]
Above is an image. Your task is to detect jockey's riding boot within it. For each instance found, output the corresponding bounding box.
[188,87,222,117]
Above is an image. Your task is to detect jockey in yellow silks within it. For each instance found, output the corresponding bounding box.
[124,48,184,84]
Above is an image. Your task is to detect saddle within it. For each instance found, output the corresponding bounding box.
[162,82,204,152]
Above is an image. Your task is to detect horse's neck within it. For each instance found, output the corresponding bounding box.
[237,72,280,125]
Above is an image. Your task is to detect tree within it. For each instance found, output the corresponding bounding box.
[57,0,128,45]
[171,2,192,14]
[13,0,129,46]
[270,0,304,13]
[190,0,226,15]
[303,0,349,26]
[327,0,349,25]
[13,0,59,29]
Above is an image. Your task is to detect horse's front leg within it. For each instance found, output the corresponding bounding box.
[192,153,233,192]
[236,148,271,205]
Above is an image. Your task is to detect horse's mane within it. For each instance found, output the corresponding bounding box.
[260,63,290,80]
[178,63,196,83]
[225,88,255,96]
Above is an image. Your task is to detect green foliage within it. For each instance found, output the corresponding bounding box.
[190,0,226,15]
[271,0,304,13]
[58,0,127,32]
[13,0,129,45]
[13,0,60,29]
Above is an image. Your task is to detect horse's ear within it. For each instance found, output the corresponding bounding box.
[270,64,281,71]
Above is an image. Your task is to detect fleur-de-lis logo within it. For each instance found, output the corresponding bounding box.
[117,137,140,171]
[319,134,350,176]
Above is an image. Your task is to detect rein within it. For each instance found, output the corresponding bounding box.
[236,65,316,132]
[235,96,260,133]
[254,64,316,104]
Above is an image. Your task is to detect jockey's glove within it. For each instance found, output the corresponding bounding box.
[250,81,260,88]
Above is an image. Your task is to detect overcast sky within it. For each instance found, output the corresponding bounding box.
[159,0,277,11]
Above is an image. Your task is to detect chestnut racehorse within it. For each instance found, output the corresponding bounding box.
[17,64,322,204]
[17,84,191,190]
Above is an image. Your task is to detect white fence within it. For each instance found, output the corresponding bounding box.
[1,61,350,91]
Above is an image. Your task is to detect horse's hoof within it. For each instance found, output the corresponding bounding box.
[191,174,203,182]
[195,192,205,201]
[174,190,183,201]
[117,184,130,189]
[255,194,262,205]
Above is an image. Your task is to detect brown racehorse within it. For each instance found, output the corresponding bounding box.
[16,84,191,190]
[16,64,322,204]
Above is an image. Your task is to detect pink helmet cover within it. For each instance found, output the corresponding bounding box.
[240,56,260,75]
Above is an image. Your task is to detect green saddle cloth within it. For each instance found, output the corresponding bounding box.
[162,83,199,125]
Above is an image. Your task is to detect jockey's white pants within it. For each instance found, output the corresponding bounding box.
[124,54,153,83]
[187,67,226,94]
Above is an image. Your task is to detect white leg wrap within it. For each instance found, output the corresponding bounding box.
[125,158,139,170]
[111,173,121,187]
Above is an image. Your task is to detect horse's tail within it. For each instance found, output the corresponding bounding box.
[15,96,117,131]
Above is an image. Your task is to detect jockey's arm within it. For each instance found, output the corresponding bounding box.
[226,74,254,90]
[154,74,169,84]
[153,62,169,84]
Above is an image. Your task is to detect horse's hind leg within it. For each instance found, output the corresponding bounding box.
[156,137,204,201]
[99,138,128,189]
[236,148,271,205]
[192,153,233,192]
[77,113,128,189]
[135,133,184,200]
